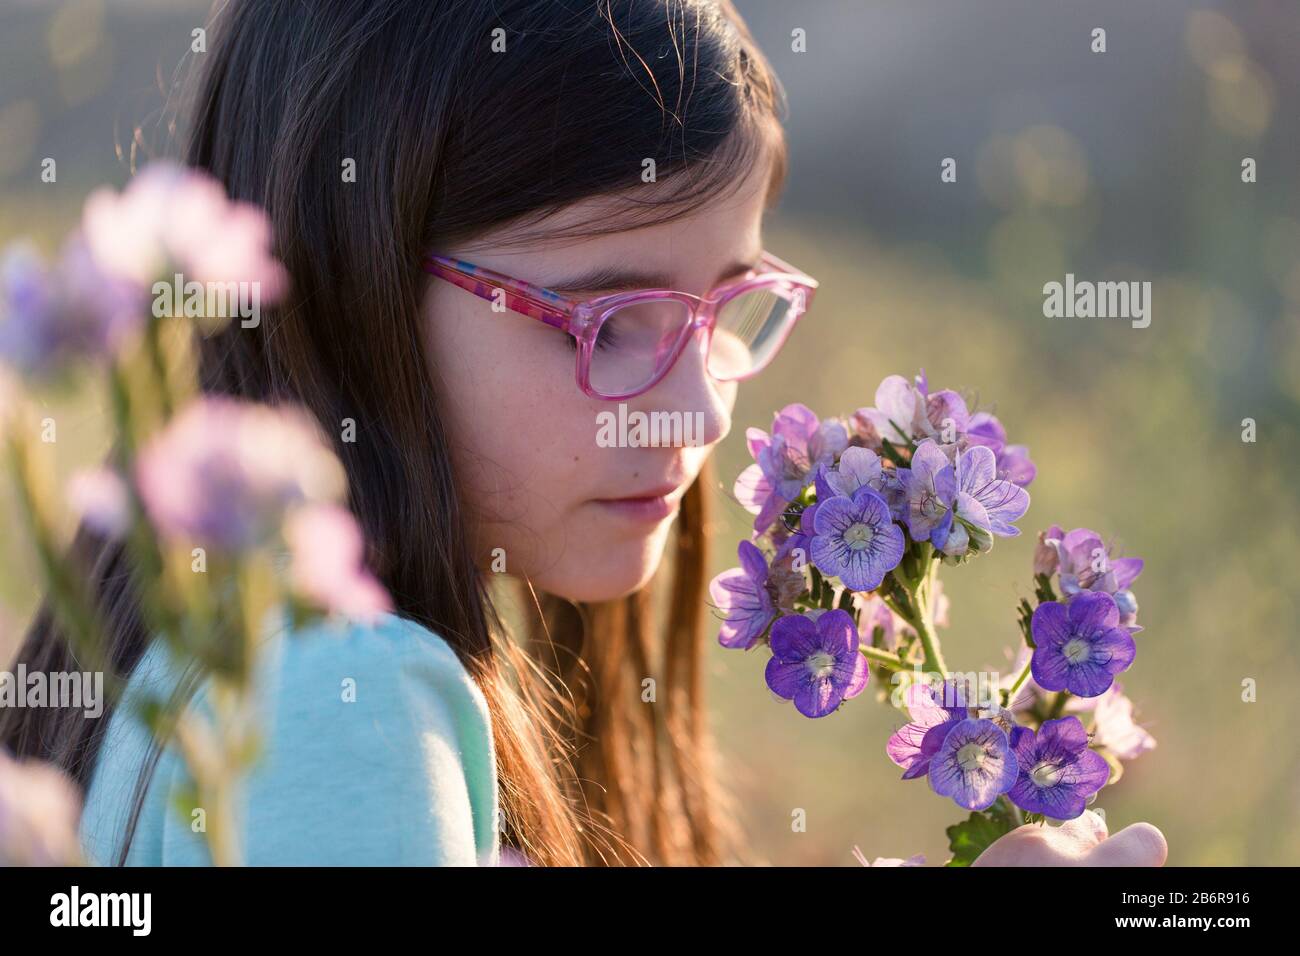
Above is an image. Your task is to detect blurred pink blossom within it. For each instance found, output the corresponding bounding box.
[0,749,83,866]
[284,503,392,622]
[67,467,130,539]
[135,397,345,551]
[81,162,288,300]
[852,846,925,866]
[1088,683,1157,760]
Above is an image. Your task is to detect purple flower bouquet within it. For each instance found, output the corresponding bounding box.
[711,372,1154,864]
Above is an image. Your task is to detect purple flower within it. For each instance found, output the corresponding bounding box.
[284,503,392,622]
[856,372,969,448]
[1031,592,1137,698]
[947,443,1030,552]
[902,441,1031,558]
[927,718,1019,811]
[1007,717,1110,819]
[825,446,907,519]
[900,440,957,544]
[966,412,1036,487]
[856,374,925,446]
[810,485,905,592]
[887,680,973,779]
[1033,524,1065,576]
[734,405,847,533]
[854,592,900,650]
[135,397,345,551]
[733,429,786,534]
[709,540,778,649]
[773,500,817,567]
[0,239,145,379]
[1042,527,1144,627]
[764,609,868,717]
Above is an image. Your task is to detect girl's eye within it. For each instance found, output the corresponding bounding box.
[565,323,621,353]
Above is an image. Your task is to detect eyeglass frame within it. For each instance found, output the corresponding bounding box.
[421,249,818,401]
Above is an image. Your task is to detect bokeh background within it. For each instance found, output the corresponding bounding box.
[2,0,1298,865]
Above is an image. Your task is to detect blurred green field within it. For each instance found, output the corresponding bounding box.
[3,1,1298,866]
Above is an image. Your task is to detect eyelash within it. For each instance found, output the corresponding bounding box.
[565,322,620,353]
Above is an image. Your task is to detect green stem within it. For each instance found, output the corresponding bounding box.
[859,645,906,671]
[908,554,947,676]
[1046,691,1070,720]
[4,434,123,700]
[106,363,183,651]
[992,794,1024,829]
[1005,655,1032,704]
[144,319,175,419]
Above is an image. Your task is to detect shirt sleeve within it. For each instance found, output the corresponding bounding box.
[86,612,500,866]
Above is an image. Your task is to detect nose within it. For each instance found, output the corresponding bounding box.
[635,322,733,448]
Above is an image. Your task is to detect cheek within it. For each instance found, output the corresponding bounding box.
[421,288,598,555]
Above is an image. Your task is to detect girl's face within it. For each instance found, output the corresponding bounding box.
[422,155,774,602]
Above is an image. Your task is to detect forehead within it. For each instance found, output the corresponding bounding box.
[462,135,781,258]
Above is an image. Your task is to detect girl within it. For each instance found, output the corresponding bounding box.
[1,0,1165,866]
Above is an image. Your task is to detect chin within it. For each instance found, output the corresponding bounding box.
[540,520,674,603]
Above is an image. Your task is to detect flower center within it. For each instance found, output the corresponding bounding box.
[956,742,987,772]
[1062,637,1092,665]
[806,651,837,679]
[1031,761,1063,788]
[842,522,874,550]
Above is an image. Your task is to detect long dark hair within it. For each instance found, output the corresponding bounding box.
[1,0,786,865]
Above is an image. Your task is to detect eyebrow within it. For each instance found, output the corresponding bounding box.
[546,256,761,296]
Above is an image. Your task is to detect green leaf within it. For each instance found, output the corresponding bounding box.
[944,809,1017,867]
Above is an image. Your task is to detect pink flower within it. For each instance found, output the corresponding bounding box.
[67,467,130,539]
[852,846,925,866]
[0,749,83,866]
[1088,683,1157,761]
[284,503,392,622]
[81,162,288,301]
[135,397,345,551]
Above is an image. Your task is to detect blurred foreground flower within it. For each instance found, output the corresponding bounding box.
[0,162,358,867]
[66,467,131,539]
[852,846,924,867]
[135,397,345,552]
[0,240,145,379]
[81,161,288,299]
[285,503,391,621]
[1,161,290,386]
[0,749,83,866]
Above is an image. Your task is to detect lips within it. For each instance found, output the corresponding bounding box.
[592,481,688,523]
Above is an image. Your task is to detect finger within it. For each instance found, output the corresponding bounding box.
[970,827,1034,866]
[1050,809,1109,852]
[972,811,1112,867]
[1084,822,1168,867]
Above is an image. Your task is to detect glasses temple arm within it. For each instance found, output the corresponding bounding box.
[423,257,577,332]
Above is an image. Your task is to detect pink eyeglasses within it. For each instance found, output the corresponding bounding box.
[422,250,817,400]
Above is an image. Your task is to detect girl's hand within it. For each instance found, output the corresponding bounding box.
[972,810,1167,866]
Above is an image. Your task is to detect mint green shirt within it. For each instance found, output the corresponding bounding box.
[79,613,500,866]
